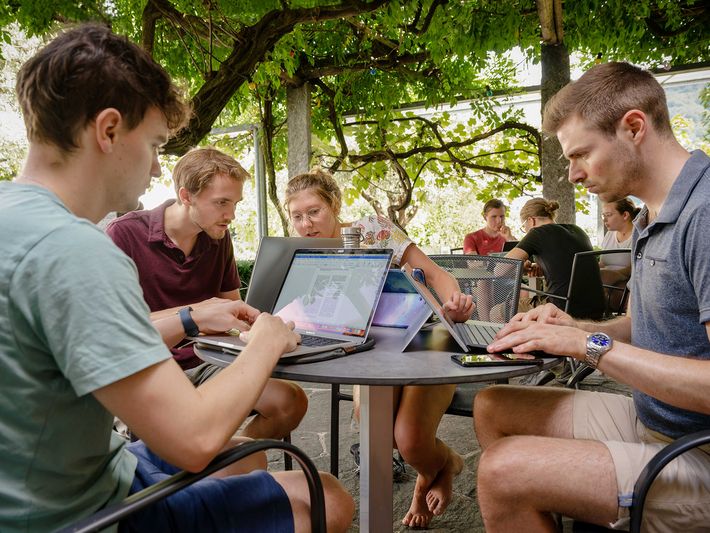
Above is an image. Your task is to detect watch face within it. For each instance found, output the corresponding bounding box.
[590,333,611,348]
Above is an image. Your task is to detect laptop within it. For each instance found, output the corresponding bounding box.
[400,263,518,352]
[502,240,519,252]
[195,248,393,358]
[371,269,432,351]
[245,236,342,312]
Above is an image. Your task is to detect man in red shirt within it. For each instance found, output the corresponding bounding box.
[108,147,307,439]
[462,198,515,255]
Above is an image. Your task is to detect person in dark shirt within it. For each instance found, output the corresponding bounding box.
[505,197,603,318]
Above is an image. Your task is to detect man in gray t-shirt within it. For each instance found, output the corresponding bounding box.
[0,24,353,533]
[474,62,710,532]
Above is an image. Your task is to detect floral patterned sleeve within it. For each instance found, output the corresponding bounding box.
[352,214,412,265]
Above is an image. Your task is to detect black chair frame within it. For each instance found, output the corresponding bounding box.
[57,439,326,533]
[629,429,710,533]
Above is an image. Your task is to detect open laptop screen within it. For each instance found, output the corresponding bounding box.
[273,250,392,338]
[372,269,428,328]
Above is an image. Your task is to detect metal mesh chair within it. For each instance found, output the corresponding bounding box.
[428,254,527,415]
[428,254,524,323]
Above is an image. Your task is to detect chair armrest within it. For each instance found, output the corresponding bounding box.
[57,439,326,533]
[630,430,710,533]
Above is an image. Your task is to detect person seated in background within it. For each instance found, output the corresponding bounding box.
[285,167,472,528]
[504,197,600,318]
[1,23,353,532]
[599,197,639,312]
[463,198,515,255]
[599,197,639,282]
[107,147,307,441]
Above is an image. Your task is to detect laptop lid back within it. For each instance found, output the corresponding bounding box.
[400,263,471,351]
[273,248,392,342]
[246,236,342,311]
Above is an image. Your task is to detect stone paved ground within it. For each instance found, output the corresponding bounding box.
[265,370,632,532]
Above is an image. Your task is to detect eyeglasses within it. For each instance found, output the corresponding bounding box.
[290,207,324,225]
[520,217,530,234]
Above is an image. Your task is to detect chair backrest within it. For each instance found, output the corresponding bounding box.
[428,254,524,322]
[565,251,606,320]
[566,250,632,320]
[597,248,632,315]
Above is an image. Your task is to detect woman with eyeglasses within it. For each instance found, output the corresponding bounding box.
[504,197,597,317]
[285,167,472,529]
[599,197,639,274]
[599,198,640,311]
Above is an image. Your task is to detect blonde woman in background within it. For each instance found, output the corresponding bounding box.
[285,168,472,528]
[505,198,600,318]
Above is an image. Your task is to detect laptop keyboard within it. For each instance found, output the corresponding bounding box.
[453,322,501,347]
[300,334,349,347]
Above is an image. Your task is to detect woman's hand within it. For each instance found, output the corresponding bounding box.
[442,291,475,322]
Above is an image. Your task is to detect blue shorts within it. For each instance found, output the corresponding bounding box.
[120,441,294,533]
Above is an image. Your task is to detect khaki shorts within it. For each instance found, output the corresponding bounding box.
[573,390,710,532]
[184,361,223,386]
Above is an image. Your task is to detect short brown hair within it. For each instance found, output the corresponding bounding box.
[16,23,188,154]
[520,198,559,221]
[284,167,342,215]
[483,198,506,217]
[173,147,249,200]
[542,62,672,138]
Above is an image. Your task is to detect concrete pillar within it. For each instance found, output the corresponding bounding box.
[287,84,312,177]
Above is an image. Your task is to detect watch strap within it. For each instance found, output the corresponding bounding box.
[178,306,200,337]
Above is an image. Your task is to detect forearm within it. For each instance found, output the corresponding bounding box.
[97,337,283,472]
[597,342,710,416]
[151,297,231,322]
[576,315,632,343]
[153,314,188,348]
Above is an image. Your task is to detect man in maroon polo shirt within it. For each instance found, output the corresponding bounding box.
[107,147,307,440]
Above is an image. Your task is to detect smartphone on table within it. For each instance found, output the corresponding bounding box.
[451,353,543,367]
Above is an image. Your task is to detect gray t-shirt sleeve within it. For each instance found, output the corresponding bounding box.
[684,203,710,324]
[10,222,171,396]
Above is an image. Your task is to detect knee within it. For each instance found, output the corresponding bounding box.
[320,473,355,532]
[473,385,511,429]
[393,420,428,463]
[477,437,525,501]
[287,383,309,420]
[274,381,309,424]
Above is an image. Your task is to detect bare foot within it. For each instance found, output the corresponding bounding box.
[426,449,464,516]
[402,472,435,529]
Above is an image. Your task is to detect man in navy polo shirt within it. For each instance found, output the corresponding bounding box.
[107,147,307,440]
[474,62,710,531]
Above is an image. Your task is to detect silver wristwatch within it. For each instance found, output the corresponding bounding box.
[585,332,613,369]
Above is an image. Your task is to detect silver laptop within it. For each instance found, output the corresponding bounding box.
[400,263,518,352]
[371,269,432,352]
[245,236,342,312]
[196,248,393,358]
